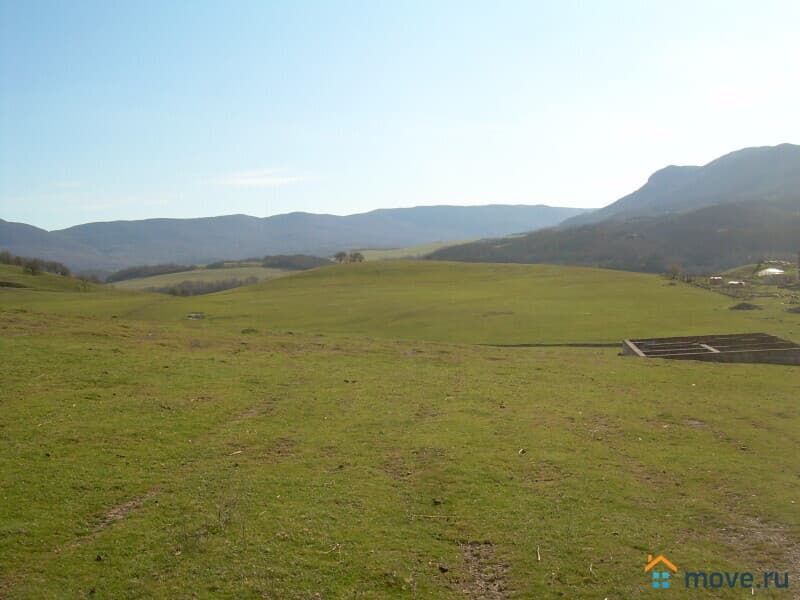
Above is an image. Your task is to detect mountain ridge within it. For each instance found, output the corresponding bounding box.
[431,143,800,272]
[1,204,587,271]
[430,196,800,272]
[562,142,800,227]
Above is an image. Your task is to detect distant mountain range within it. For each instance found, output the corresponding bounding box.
[0,205,587,272]
[432,144,800,272]
[6,143,799,275]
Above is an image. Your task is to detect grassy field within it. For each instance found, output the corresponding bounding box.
[1,262,798,599]
[721,262,799,279]
[110,266,289,291]
[360,241,472,261]
[167,261,800,345]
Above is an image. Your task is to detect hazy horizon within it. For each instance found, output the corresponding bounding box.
[2,1,800,230]
[7,202,592,233]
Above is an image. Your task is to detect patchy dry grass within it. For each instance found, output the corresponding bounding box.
[0,262,798,598]
[110,265,289,291]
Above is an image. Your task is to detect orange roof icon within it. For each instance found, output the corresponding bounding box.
[645,554,678,573]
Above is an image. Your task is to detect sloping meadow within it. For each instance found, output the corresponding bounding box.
[0,261,798,598]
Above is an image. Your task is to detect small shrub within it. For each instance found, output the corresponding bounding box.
[729,302,762,311]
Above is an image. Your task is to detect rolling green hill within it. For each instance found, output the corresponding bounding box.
[0,270,81,292]
[178,260,800,344]
[1,261,798,598]
[4,260,797,344]
[359,240,474,261]
[110,265,289,291]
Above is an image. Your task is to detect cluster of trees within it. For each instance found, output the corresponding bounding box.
[85,254,334,285]
[145,276,258,296]
[107,263,195,283]
[261,254,332,270]
[205,261,229,269]
[206,255,331,270]
[0,249,71,276]
[666,263,685,280]
[664,264,696,282]
[333,251,364,263]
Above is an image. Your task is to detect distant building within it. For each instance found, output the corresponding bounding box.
[709,276,723,285]
[757,267,785,277]
[726,280,746,287]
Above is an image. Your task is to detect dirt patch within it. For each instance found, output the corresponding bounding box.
[415,404,441,420]
[411,446,446,466]
[685,418,706,427]
[519,459,566,488]
[722,515,800,593]
[0,577,13,596]
[97,491,157,530]
[585,415,621,441]
[383,447,447,482]
[233,397,279,420]
[188,338,213,349]
[622,458,675,491]
[459,541,510,599]
[261,437,296,461]
[786,306,800,314]
[383,452,412,481]
[61,490,157,550]
[729,302,762,310]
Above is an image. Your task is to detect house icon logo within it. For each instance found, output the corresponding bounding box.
[645,554,678,589]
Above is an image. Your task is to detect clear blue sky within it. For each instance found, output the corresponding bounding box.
[2,0,799,230]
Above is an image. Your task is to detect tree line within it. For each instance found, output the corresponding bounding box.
[333,251,364,263]
[0,249,71,276]
[145,277,258,296]
[106,263,197,283]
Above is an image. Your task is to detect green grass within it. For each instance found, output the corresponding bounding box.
[360,241,472,261]
[111,266,289,290]
[0,266,96,292]
[1,262,798,598]
[721,262,799,278]
[6,261,798,345]
[170,261,800,344]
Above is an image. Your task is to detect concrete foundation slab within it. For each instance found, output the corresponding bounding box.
[622,333,800,365]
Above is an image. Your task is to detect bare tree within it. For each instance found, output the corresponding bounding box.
[666,263,681,280]
[23,259,43,275]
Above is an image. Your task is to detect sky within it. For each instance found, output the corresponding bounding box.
[1,0,799,231]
